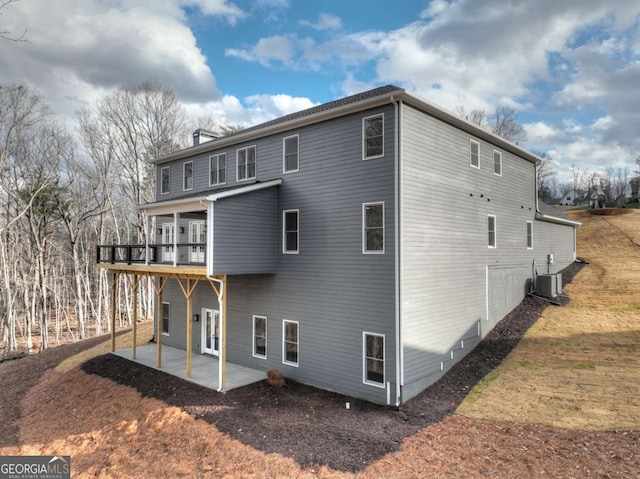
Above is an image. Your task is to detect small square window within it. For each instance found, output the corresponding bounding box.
[161,166,170,195]
[488,215,497,249]
[283,209,299,254]
[493,150,502,176]
[283,320,299,366]
[363,114,384,159]
[364,332,385,387]
[283,135,299,173]
[470,140,480,168]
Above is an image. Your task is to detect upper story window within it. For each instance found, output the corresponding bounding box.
[160,166,170,195]
[470,140,480,168]
[237,146,256,181]
[363,114,384,159]
[283,135,299,173]
[488,215,497,249]
[283,209,299,254]
[363,202,385,254]
[183,161,193,191]
[209,153,226,186]
[527,221,533,249]
[493,150,502,176]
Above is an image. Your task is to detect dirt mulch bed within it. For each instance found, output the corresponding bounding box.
[76,262,600,472]
[0,331,129,448]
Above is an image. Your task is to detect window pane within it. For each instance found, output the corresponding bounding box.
[365,334,384,384]
[161,168,170,193]
[366,229,383,251]
[366,205,383,227]
[364,116,383,158]
[284,321,298,364]
[184,162,193,189]
[162,303,170,333]
[470,141,479,167]
[494,151,501,175]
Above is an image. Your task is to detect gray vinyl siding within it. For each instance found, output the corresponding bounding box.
[211,186,278,274]
[399,103,541,400]
[154,104,398,404]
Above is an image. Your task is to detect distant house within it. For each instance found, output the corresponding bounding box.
[97,85,580,406]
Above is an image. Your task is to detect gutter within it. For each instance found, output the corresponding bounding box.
[391,95,402,408]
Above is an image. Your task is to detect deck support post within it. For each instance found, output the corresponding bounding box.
[220,275,227,391]
[151,275,169,368]
[129,275,141,360]
[175,276,200,378]
[110,272,118,352]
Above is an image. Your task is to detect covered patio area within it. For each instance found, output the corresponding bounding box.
[112,344,265,391]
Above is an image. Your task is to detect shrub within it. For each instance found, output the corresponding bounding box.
[266,369,286,387]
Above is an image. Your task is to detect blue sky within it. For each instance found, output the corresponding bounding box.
[1,0,639,186]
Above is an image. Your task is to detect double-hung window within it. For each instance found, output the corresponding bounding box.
[526,221,533,249]
[161,302,170,335]
[363,114,384,159]
[283,209,299,254]
[363,332,385,387]
[363,202,384,253]
[160,166,170,195]
[253,315,267,359]
[488,215,497,249]
[209,153,226,186]
[470,140,480,168]
[283,135,299,173]
[493,150,502,176]
[237,146,256,181]
[282,320,299,366]
[183,161,193,190]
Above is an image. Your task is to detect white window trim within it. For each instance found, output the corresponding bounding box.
[283,134,299,174]
[252,315,267,359]
[527,221,533,250]
[161,302,170,336]
[488,214,497,249]
[282,319,299,367]
[363,202,385,254]
[160,166,170,195]
[362,113,384,160]
[363,332,385,388]
[493,150,502,176]
[236,145,257,182]
[209,153,227,186]
[470,139,480,169]
[183,161,193,191]
[283,209,299,254]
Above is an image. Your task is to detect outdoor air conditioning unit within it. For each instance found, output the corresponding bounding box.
[537,273,563,298]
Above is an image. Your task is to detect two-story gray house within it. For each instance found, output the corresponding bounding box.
[98,85,579,406]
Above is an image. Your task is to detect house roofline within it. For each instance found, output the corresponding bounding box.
[151,86,543,166]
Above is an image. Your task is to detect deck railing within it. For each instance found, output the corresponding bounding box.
[96,243,206,266]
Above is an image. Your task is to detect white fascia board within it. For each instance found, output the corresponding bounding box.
[397,91,543,165]
[206,179,282,202]
[139,197,209,215]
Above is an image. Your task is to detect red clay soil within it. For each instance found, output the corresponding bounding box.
[3,261,639,477]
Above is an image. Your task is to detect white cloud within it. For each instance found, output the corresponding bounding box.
[228,35,297,67]
[524,122,559,142]
[300,13,343,31]
[0,0,243,121]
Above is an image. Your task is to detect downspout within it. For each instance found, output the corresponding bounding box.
[391,95,402,407]
[203,199,226,392]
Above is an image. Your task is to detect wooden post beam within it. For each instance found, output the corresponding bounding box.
[150,275,169,368]
[110,273,118,352]
[175,276,200,378]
